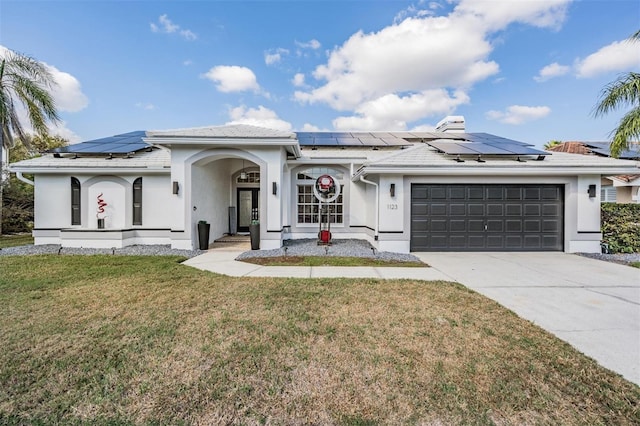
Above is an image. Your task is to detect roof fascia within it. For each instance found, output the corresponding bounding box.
[9,165,170,174]
[354,165,640,178]
[145,136,301,158]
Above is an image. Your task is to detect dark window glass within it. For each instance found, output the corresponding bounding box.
[71,177,81,225]
[133,177,142,225]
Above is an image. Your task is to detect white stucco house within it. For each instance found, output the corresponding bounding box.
[9,118,639,253]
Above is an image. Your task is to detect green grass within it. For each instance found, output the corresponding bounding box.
[241,255,427,267]
[0,255,638,425]
[631,261,640,269]
[0,233,33,248]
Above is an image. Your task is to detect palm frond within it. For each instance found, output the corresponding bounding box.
[608,107,640,158]
[593,72,640,117]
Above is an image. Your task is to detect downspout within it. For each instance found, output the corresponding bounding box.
[359,175,379,240]
[16,172,34,186]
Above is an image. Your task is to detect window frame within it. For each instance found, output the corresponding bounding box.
[71,177,81,225]
[133,177,142,226]
[295,167,345,227]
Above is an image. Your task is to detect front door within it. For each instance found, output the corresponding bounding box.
[237,188,260,232]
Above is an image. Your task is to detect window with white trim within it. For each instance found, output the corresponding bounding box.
[237,171,260,183]
[296,167,344,224]
[601,186,617,203]
[71,177,81,225]
[133,177,142,225]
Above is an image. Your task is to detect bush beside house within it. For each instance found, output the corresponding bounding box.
[601,203,640,253]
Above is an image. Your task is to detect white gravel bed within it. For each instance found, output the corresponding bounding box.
[236,238,423,263]
[576,252,640,266]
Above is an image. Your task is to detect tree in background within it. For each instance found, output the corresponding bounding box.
[2,134,67,233]
[544,140,562,150]
[594,30,640,158]
[0,48,60,234]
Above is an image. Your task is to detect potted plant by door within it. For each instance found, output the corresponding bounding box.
[197,220,210,250]
[249,219,260,250]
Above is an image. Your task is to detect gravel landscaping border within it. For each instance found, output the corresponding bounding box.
[236,238,424,263]
[2,240,638,267]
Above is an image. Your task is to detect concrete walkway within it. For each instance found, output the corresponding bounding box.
[182,247,451,280]
[183,249,640,385]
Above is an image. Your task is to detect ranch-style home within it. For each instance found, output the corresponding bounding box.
[9,117,639,253]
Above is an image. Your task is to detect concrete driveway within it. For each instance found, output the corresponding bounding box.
[414,252,640,386]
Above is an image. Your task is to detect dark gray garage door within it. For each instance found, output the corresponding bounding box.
[411,184,564,251]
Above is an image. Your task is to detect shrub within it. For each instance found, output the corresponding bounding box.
[601,203,640,253]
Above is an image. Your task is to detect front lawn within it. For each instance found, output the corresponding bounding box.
[0,233,33,248]
[0,255,638,424]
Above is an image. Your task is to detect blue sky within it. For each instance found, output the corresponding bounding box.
[1,0,639,148]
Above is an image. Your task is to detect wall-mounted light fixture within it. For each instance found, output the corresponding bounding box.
[240,159,247,180]
[272,181,277,195]
[588,184,596,198]
[390,183,395,197]
[172,181,179,195]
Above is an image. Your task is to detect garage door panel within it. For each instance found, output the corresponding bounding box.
[411,184,564,251]
[486,235,504,248]
[524,220,541,232]
[505,220,522,232]
[450,204,466,215]
[524,204,541,216]
[431,204,447,215]
[487,204,504,215]
[468,187,484,199]
[431,187,447,199]
[505,188,522,200]
[433,220,450,232]
[450,220,466,232]
[524,188,541,199]
[468,204,485,216]
[449,187,466,199]
[486,187,503,199]
[506,204,522,215]
[468,220,485,232]
[542,187,560,199]
[487,220,503,232]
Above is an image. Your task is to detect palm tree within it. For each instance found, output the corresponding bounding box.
[593,30,640,158]
[0,48,60,235]
[544,140,562,150]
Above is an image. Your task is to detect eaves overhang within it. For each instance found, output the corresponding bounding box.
[144,136,302,158]
[352,164,640,180]
[8,165,171,174]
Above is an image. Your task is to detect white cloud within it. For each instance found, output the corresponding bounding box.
[294,0,570,130]
[202,65,260,93]
[44,64,89,112]
[295,39,321,50]
[485,105,551,125]
[292,73,305,87]
[264,48,289,65]
[226,105,293,131]
[534,62,570,82]
[301,123,322,131]
[575,39,640,78]
[410,123,437,132]
[150,14,197,41]
[135,102,156,110]
[454,0,569,31]
[333,89,469,130]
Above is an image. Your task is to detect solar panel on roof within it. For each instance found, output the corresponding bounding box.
[428,139,548,157]
[51,131,150,154]
[428,141,482,155]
